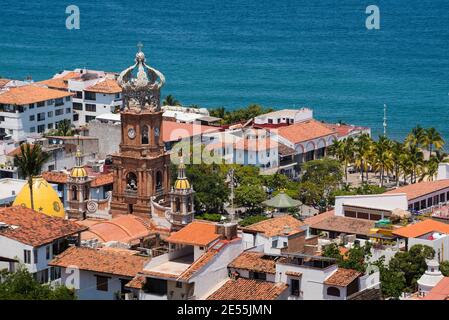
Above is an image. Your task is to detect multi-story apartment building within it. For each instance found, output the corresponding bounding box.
[0,84,73,141]
[39,69,122,127]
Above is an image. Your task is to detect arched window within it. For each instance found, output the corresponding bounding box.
[71,185,78,201]
[187,197,192,212]
[327,287,340,297]
[84,185,89,201]
[142,125,149,144]
[126,172,138,190]
[156,171,163,190]
[175,198,181,212]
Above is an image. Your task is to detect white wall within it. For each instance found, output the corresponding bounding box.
[61,268,128,300]
[409,235,449,262]
[334,193,408,216]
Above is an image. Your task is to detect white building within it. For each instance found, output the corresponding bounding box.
[50,246,147,300]
[128,221,243,300]
[39,69,122,127]
[0,206,86,283]
[254,108,313,126]
[0,178,26,205]
[417,259,445,297]
[0,84,73,141]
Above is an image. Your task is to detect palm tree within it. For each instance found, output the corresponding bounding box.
[390,141,405,186]
[405,125,426,148]
[353,134,372,184]
[162,94,181,106]
[14,143,50,210]
[56,119,74,136]
[406,144,424,183]
[372,136,393,187]
[423,127,444,156]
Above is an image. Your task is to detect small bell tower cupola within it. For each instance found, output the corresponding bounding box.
[167,158,195,230]
[67,142,92,220]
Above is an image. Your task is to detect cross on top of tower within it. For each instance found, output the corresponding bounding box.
[137,41,143,52]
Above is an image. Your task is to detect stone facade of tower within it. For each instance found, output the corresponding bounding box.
[66,149,91,220]
[167,161,195,231]
[110,47,171,217]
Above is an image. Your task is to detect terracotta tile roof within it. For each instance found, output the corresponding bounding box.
[241,215,305,237]
[392,219,449,238]
[6,144,36,157]
[309,215,375,236]
[141,270,179,279]
[383,180,449,201]
[167,221,221,246]
[125,275,146,289]
[177,249,219,281]
[277,119,335,144]
[285,271,302,277]
[79,215,154,243]
[0,79,11,88]
[323,123,369,139]
[0,84,72,105]
[228,252,277,274]
[91,172,113,187]
[42,171,69,184]
[85,79,121,94]
[207,278,288,300]
[304,210,335,225]
[423,277,449,300]
[38,72,81,90]
[50,246,147,277]
[162,121,218,143]
[324,268,362,287]
[0,206,87,247]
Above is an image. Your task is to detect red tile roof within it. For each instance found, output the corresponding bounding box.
[309,215,375,236]
[125,275,146,289]
[0,206,87,247]
[323,123,369,139]
[167,221,221,246]
[91,172,113,187]
[383,180,449,201]
[277,119,335,144]
[38,72,81,90]
[85,79,122,94]
[392,219,449,238]
[304,210,335,225]
[42,171,69,184]
[207,278,288,300]
[49,246,147,277]
[228,252,277,274]
[424,277,449,300]
[0,85,72,105]
[241,215,305,237]
[79,215,154,243]
[324,268,362,287]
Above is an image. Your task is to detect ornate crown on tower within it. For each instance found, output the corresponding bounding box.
[118,42,166,112]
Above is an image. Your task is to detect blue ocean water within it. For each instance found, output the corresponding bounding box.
[1,1,449,141]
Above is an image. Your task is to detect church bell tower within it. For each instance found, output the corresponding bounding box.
[110,44,171,217]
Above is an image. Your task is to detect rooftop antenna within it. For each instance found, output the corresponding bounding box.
[383,104,387,137]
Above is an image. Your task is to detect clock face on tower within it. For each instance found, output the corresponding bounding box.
[128,127,136,139]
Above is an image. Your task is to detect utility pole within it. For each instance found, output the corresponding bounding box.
[383,104,387,137]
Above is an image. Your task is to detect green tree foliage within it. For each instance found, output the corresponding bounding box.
[185,163,229,213]
[297,158,343,212]
[262,173,290,191]
[372,244,435,298]
[0,267,75,300]
[162,94,181,106]
[239,215,268,227]
[209,104,273,125]
[45,119,74,137]
[194,213,223,222]
[235,184,266,212]
[440,261,449,277]
[322,242,372,273]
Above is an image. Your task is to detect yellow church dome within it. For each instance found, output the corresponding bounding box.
[70,167,88,178]
[13,176,65,218]
[174,178,190,190]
